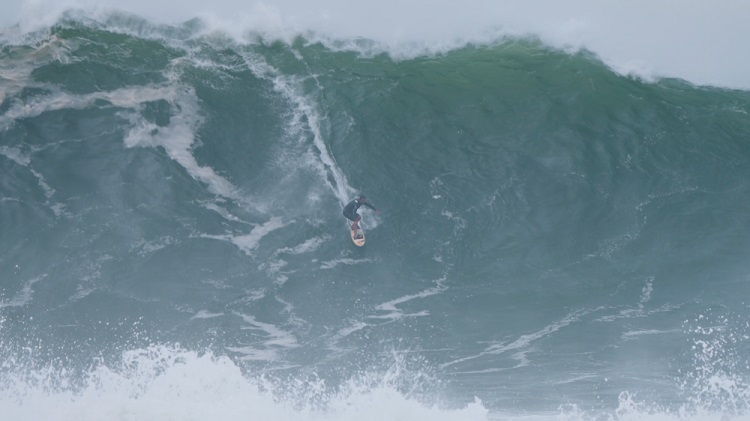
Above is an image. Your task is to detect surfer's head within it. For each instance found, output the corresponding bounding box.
[358,195,366,203]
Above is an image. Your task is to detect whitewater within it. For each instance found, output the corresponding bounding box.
[2,1,750,420]
[4,0,750,90]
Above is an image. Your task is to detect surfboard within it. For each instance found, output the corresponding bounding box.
[350,220,365,247]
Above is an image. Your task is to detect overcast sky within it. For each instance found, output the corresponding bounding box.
[3,0,750,89]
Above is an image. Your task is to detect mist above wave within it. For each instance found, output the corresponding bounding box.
[3,0,750,90]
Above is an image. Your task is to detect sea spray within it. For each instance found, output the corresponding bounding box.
[0,343,489,421]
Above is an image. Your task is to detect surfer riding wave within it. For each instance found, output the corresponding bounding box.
[343,195,377,231]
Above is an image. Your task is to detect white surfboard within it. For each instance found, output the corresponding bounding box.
[350,217,365,247]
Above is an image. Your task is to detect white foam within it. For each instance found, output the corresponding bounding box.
[0,274,46,309]
[621,329,679,341]
[257,236,330,286]
[0,84,172,130]
[0,146,68,216]
[279,235,330,255]
[336,321,368,338]
[596,303,680,323]
[0,34,69,104]
[0,343,489,421]
[203,216,285,256]
[319,257,373,270]
[0,146,30,166]
[638,276,654,309]
[191,310,224,320]
[118,78,241,200]
[68,286,94,302]
[5,1,750,89]
[235,50,355,205]
[442,309,587,370]
[200,202,251,224]
[29,168,53,198]
[0,60,242,201]
[131,236,176,256]
[257,257,289,286]
[262,258,288,274]
[226,312,299,361]
[370,276,448,321]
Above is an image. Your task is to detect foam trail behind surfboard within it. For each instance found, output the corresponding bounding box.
[237,50,356,206]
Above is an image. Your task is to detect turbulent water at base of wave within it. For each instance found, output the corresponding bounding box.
[2,10,750,421]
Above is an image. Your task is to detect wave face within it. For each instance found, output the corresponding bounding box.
[2,13,750,420]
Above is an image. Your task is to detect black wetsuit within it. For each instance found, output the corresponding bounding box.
[343,199,376,222]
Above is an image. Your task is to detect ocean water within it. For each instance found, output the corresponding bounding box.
[2,7,750,421]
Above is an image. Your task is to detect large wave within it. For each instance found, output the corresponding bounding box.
[3,8,750,421]
[3,1,750,90]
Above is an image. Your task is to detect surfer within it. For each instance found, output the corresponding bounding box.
[343,195,377,231]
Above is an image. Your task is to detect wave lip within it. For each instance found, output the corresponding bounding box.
[4,1,750,89]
